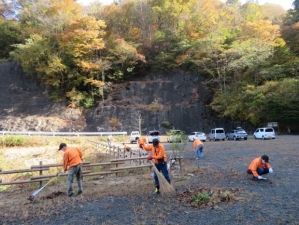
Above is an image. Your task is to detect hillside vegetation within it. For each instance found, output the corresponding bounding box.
[1,0,299,132]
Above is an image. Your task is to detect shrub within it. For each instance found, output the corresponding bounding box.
[1,135,27,147]
[192,191,211,206]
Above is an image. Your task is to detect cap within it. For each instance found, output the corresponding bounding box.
[152,138,159,147]
[58,143,66,151]
[261,155,269,163]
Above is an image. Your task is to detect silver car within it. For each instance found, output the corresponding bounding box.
[188,131,206,142]
[147,130,160,143]
[226,128,248,141]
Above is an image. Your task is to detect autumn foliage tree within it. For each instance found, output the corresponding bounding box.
[1,0,299,130]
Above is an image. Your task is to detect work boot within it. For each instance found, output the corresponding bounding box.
[68,193,74,197]
[153,186,160,195]
[77,190,83,195]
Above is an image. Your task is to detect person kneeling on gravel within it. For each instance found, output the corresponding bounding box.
[58,143,83,197]
[142,138,171,194]
[247,155,273,180]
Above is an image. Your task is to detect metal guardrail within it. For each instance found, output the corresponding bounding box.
[0,131,127,136]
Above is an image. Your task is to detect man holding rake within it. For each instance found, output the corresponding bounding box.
[58,143,83,197]
[143,138,171,194]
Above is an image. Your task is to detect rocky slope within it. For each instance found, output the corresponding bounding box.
[0,62,229,134]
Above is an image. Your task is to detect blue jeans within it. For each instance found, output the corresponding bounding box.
[257,168,269,175]
[154,162,171,186]
[67,164,83,196]
[195,145,203,159]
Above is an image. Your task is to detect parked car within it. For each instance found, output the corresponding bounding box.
[130,131,140,144]
[147,130,160,143]
[208,128,225,141]
[226,127,248,141]
[188,131,206,142]
[253,127,275,140]
[167,130,183,142]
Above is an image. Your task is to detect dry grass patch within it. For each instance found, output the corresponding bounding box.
[177,186,246,210]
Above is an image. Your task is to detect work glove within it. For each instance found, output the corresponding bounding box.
[269,168,273,173]
[147,156,153,160]
[258,175,266,180]
[139,144,144,149]
[61,170,65,174]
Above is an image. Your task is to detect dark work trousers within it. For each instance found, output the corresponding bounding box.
[67,164,83,196]
[153,162,171,186]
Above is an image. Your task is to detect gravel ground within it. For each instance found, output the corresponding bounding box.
[1,135,299,225]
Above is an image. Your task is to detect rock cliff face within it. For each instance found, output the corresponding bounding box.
[85,71,229,134]
[0,62,228,134]
[0,62,85,132]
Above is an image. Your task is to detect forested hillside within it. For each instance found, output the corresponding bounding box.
[1,0,299,133]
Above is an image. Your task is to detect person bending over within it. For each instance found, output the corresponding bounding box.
[193,139,204,159]
[143,138,171,194]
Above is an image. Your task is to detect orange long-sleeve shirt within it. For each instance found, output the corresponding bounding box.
[143,143,167,164]
[248,156,271,178]
[63,147,83,171]
[193,139,204,150]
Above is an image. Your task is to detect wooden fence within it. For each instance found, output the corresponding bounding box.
[88,140,183,176]
[0,139,183,187]
[0,157,152,187]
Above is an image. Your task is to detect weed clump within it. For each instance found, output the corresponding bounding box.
[177,187,244,209]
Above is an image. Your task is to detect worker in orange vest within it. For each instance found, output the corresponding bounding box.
[193,139,204,159]
[143,138,170,194]
[247,155,273,180]
[58,143,83,197]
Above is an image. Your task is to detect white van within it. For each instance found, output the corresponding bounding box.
[253,127,275,140]
[208,128,225,141]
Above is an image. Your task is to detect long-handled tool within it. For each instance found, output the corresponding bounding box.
[28,172,63,201]
[150,161,175,194]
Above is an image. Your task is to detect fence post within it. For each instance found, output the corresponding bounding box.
[178,158,182,177]
[39,161,43,188]
[115,162,118,177]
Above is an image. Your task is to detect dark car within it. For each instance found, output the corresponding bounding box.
[226,127,248,141]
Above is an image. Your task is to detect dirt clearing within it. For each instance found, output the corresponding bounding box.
[0,135,299,225]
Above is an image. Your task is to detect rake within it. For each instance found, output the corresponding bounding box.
[28,172,63,201]
[150,161,175,194]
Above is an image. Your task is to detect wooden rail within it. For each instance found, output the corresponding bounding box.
[0,140,184,187]
[31,161,91,169]
[89,139,184,176]
[0,157,152,186]
[0,168,50,174]
[0,178,50,185]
